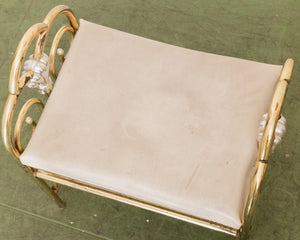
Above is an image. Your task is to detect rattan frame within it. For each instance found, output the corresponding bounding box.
[1,5,294,239]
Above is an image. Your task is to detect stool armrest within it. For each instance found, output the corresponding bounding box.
[240,58,294,239]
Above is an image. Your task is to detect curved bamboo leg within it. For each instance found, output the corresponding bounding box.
[30,171,65,208]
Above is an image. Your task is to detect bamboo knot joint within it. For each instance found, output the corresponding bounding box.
[259,159,268,164]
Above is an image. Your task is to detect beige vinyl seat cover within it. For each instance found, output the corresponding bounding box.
[20,19,282,229]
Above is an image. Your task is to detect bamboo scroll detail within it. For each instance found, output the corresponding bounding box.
[14,98,44,153]
[2,5,78,160]
[1,5,78,209]
[49,25,75,79]
[34,5,78,61]
[3,23,48,159]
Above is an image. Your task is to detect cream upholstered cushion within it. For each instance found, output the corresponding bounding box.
[20,19,282,229]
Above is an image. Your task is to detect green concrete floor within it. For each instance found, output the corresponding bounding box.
[0,0,299,239]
